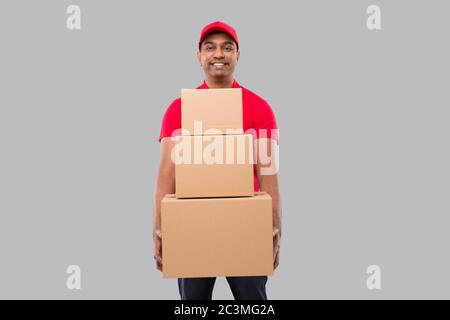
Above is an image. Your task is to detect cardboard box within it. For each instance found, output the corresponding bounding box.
[161,192,274,278]
[181,88,243,135]
[174,134,254,198]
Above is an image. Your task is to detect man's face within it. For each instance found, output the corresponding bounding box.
[197,32,240,79]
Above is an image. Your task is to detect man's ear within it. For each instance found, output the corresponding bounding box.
[236,50,240,62]
[197,51,202,67]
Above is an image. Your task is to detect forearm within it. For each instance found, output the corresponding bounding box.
[259,175,282,237]
[153,170,175,233]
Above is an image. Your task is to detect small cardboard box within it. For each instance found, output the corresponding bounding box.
[174,134,254,198]
[181,88,243,135]
[161,192,274,278]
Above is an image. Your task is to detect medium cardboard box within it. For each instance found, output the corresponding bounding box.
[161,192,274,278]
[174,134,254,198]
[181,88,243,135]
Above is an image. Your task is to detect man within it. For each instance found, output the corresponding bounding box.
[153,21,282,300]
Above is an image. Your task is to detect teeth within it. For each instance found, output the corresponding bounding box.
[213,63,224,66]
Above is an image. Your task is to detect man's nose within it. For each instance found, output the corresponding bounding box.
[213,48,225,59]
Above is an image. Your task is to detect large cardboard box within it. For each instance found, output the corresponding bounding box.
[174,134,254,198]
[161,192,274,278]
[181,88,243,135]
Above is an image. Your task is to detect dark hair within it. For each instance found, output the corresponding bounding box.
[199,31,239,50]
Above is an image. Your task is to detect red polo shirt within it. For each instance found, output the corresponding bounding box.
[158,79,278,191]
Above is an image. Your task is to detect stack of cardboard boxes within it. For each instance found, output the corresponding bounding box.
[161,88,274,278]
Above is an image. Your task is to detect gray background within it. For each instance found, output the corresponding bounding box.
[0,0,449,299]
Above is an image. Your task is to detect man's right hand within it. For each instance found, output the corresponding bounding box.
[153,229,163,272]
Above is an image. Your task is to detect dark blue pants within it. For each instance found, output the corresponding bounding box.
[178,276,268,300]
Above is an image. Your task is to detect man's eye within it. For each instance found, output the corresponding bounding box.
[206,46,213,51]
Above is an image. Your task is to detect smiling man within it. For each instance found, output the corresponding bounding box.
[153,21,282,300]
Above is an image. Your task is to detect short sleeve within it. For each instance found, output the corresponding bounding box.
[158,98,182,142]
[254,99,279,142]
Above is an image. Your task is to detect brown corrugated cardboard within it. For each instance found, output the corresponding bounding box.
[161,192,274,278]
[181,88,243,135]
[174,134,254,198]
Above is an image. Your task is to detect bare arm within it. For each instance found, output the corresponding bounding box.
[259,174,282,236]
[153,137,176,271]
[256,138,282,269]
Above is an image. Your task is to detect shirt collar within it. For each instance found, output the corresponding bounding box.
[197,79,241,89]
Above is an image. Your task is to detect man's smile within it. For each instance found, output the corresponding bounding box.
[210,62,229,69]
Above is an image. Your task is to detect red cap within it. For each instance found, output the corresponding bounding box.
[198,21,239,49]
